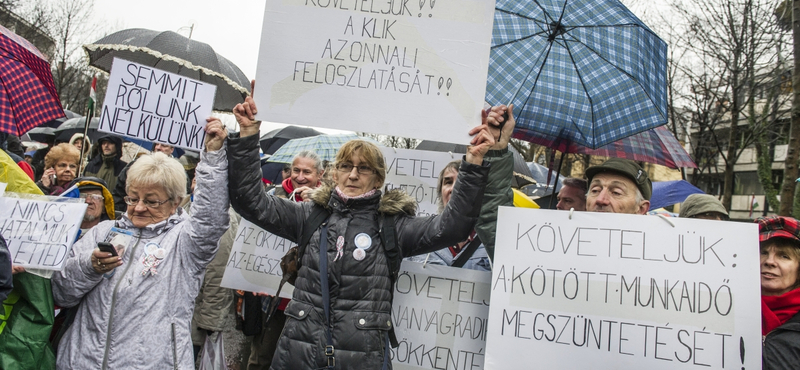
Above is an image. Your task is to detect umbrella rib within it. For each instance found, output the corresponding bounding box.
[528,1,559,24]
[514,36,556,110]
[492,29,551,49]
[561,35,596,148]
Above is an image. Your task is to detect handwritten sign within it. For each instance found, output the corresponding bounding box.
[382,148,456,217]
[0,195,86,270]
[390,261,491,370]
[98,58,217,151]
[253,0,495,143]
[485,208,761,370]
[220,219,295,298]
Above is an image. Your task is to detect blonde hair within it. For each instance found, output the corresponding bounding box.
[44,143,80,169]
[334,140,386,188]
[126,152,187,202]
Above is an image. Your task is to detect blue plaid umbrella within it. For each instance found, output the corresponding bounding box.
[487,0,668,149]
[267,133,380,163]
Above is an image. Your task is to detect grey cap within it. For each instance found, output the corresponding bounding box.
[679,194,728,218]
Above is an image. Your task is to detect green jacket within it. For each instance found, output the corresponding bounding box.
[475,148,514,260]
[0,273,56,370]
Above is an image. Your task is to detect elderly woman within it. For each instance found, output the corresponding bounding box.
[50,120,229,369]
[759,216,800,370]
[36,143,80,195]
[228,95,498,369]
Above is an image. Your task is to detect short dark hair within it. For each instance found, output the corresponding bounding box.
[562,177,587,194]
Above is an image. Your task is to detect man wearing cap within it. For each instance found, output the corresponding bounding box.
[585,158,652,215]
[679,194,728,220]
[68,177,116,235]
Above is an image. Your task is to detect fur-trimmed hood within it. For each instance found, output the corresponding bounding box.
[308,181,417,216]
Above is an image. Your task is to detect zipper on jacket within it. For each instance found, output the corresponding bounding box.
[171,323,178,370]
[101,231,142,370]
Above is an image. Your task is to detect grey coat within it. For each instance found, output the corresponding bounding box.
[227,134,489,370]
[51,149,230,370]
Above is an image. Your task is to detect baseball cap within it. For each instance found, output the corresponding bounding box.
[756,216,800,243]
[679,194,728,219]
[585,158,652,200]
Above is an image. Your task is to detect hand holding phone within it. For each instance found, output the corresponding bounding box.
[97,242,118,257]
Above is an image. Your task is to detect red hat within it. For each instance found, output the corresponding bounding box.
[755,216,800,243]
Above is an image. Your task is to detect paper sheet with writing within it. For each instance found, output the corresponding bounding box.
[253,0,495,143]
[391,261,491,370]
[0,195,86,270]
[98,58,217,151]
[381,147,457,217]
[485,208,762,369]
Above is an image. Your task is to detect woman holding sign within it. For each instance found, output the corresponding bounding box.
[50,119,230,369]
[759,216,800,370]
[227,92,504,369]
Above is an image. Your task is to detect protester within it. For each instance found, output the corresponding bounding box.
[69,133,91,167]
[83,134,127,190]
[153,142,175,156]
[0,234,11,302]
[183,176,244,365]
[50,119,229,369]
[759,216,800,370]
[407,105,515,268]
[67,177,116,235]
[227,92,495,369]
[585,158,651,214]
[31,135,55,179]
[556,177,587,211]
[36,143,80,196]
[249,151,326,370]
[678,193,728,220]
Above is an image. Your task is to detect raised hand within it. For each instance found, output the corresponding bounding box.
[465,109,497,165]
[233,80,260,138]
[204,118,226,152]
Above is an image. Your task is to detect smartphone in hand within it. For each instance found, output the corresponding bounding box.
[97,242,118,257]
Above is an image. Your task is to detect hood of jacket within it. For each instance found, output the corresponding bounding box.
[90,134,123,160]
[308,181,417,216]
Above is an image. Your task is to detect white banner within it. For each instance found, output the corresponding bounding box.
[391,261,491,370]
[381,147,458,217]
[98,58,217,151]
[253,0,495,143]
[0,195,86,270]
[485,208,762,370]
[220,218,295,298]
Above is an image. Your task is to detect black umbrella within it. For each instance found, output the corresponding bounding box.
[83,28,250,112]
[259,126,323,155]
[41,109,80,128]
[22,126,55,143]
[53,117,101,142]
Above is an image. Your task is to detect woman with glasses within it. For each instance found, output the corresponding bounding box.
[227,94,504,370]
[50,119,230,369]
[36,143,80,195]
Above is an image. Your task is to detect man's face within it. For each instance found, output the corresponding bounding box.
[586,172,649,215]
[556,185,586,211]
[81,189,104,223]
[153,143,174,155]
[290,157,321,189]
[101,141,116,155]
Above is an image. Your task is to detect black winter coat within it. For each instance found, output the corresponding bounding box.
[763,312,800,370]
[227,134,489,370]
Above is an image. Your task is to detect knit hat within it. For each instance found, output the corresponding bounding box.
[679,194,728,219]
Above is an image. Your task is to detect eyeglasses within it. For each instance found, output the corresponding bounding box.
[336,163,375,175]
[124,196,169,208]
[80,194,104,202]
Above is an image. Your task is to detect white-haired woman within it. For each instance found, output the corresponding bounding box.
[51,119,229,369]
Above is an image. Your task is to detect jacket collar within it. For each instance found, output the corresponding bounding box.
[116,207,187,237]
[309,181,418,216]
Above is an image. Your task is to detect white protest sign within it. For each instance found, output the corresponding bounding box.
[391,261,491,370]
[220,218,295,298]
[382,148,457,217]
[98,58,217,151]
[0,195,86,270]
[485,208,761,370]
[253,0,495,143]
[0,182,6,197]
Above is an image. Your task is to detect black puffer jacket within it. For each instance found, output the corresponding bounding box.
[227,134,489,370]
[763,312,800,370]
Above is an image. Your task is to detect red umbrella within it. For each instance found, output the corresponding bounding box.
[527,125,696,169]
[0,24,64,136]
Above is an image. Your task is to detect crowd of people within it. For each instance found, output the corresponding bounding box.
[1,93,800,369]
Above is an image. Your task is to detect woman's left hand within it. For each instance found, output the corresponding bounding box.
[204,118,226,152]
[465,109,498,165]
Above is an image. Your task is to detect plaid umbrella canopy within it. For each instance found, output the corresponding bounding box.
[84,28,250,112]
[487,0,668,149]
[267,133,380,163]
[530,125,696,169]
[0,25,65,136]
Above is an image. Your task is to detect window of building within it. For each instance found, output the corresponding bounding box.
[734,171,764,195]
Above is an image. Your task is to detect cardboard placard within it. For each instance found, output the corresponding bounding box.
[0,195,86,270]
[253,0,495,143]
[382,147,458,217]
[485,208,762,370]
[98,58,217,151]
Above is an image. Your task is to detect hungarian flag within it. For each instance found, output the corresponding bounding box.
[87,75,97,118]
[749,195,759,217]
